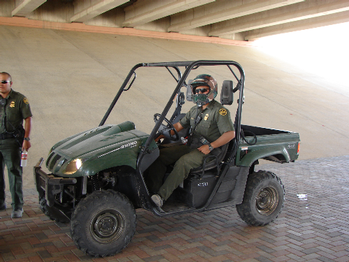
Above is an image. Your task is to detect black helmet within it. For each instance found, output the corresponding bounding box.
[190,74,218,106]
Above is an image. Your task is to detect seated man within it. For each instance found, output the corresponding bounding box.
[146,74,235,207]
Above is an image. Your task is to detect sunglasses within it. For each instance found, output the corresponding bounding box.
[194,88,209,94]
[1,80,10,84]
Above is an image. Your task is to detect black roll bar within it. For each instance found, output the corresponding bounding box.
[136,60,245,169]
[97,60,245,172]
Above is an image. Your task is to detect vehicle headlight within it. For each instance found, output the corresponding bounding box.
[64,159,83,175]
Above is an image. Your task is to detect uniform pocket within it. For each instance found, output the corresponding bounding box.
[197,119,211,138]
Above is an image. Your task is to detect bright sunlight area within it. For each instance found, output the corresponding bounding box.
[253,22,349,96]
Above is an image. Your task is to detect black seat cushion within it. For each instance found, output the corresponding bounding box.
[190,143,229,176]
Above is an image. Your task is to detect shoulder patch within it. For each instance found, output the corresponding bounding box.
[23,97,29,104]
[219,108,227,116]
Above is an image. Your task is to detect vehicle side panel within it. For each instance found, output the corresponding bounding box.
[236,129,300,167]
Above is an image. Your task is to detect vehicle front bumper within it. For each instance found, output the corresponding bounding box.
[34,158,78,207]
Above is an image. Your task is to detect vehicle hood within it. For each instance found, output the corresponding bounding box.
[46,121,152,176]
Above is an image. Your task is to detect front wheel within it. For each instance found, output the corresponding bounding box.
[70,190,137,257]
[236,170,285,226]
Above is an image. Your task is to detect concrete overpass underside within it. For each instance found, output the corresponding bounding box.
[0,0,349,41]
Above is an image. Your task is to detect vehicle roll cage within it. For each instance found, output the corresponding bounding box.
[99,60,245,168]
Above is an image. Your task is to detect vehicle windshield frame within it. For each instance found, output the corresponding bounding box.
[98,60,245,169]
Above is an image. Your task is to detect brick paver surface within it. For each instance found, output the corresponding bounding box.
[0,156,348,261]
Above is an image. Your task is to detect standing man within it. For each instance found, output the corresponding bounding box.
[0,72,32,218]
[146,74,235,207]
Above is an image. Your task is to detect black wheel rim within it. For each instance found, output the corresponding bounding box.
[255,186,279,215]
[90,209,125,243]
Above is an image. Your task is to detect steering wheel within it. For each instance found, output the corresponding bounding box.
[154,113,179,141]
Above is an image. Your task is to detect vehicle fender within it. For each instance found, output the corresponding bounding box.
[70,138,159,177]
[237,145,291,167]
[77,146,140,177]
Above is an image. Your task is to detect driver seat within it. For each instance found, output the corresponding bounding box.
[189,80,234,178]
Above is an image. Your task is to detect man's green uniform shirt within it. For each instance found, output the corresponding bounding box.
[180,100,234,143]
[0,90,32,134]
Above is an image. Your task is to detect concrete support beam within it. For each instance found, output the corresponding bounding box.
[70,0,128,23]
[123,0,214,28]
[244,10,349,40]
[2,0,348,41]
[209,0,349,36]
[169,0,304,32]
[12,0,46,17]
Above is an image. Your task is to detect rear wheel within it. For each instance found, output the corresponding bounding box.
[236,170,285,226]
[70,190,136,257]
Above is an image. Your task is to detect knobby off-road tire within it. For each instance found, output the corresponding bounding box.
[236,170,285,226]
[70,190,137,257]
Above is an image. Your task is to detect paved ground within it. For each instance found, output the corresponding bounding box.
[0,155,348,261]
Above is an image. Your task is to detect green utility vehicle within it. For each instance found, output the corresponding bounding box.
[34,60,300,257]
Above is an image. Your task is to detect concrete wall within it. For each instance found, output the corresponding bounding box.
[1,25,348,188]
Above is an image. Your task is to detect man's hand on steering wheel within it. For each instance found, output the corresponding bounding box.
[153,113,180,141]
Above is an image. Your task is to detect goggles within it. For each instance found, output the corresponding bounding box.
[194,88,209,94]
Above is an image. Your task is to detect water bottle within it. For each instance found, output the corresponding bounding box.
[21,150,28,167]
[181,137,188,144]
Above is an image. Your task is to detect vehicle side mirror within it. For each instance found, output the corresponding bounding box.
[186,80,193,101]
[177,92,185,106]
[220,80,234,105]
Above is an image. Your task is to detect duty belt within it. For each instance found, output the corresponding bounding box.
[0,132,14,140]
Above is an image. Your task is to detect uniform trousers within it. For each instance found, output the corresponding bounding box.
[146,144,205,201]
[0,138,23,210]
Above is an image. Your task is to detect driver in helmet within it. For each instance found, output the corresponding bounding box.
[146,74,235,208]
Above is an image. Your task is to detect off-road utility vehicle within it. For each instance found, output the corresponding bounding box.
[34,60,300,257]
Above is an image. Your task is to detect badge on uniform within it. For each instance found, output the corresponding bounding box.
[10,101,15,108]
[219,108,227,116]
[204,114,209,121]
